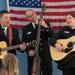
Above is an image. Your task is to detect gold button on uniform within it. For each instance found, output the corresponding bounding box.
[40,43,42,45]
[40,48,42,50]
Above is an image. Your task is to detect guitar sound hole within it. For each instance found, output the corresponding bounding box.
[64,47,73,53]
[67,42,73,47]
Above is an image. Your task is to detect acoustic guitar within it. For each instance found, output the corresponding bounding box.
[50,36,75,65]
[0,40,37,59]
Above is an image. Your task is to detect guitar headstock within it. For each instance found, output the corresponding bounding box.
[26,40,37,47]
[40,3,46,19]
[41,3,46,13]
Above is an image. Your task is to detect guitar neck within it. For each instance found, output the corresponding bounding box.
[1,41,36,52]
[2,44,20,52]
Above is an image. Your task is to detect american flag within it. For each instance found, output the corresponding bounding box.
[7,0,75,30]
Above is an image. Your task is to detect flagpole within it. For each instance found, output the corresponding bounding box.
[6,0,9,11]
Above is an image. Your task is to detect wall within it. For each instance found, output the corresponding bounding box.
[0,0,62,75]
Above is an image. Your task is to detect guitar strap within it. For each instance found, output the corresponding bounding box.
[9,26,12,46]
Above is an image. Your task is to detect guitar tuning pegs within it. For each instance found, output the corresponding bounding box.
[23,42,25,44]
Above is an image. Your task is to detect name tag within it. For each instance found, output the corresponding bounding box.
[27,32,31,35]
[64,31,69,33]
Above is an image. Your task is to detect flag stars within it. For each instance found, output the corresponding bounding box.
[26,3,29,6]
[12,0,15,2]
[26,0,28,1]
[10,2,12,4]
[38,0,40,2]
[29,1,31,4]
[32,4,34,6]
[9,0,41,8]
[18,0,20,2]
[21,3,23,5]
[23,1,25,3]
[35,2,37,4]
[38,4,40,6]
[15,2,18,5]
[32,0,34,1]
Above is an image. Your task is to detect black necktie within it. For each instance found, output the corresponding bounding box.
[35,24,36,28]
[35,24,38,29]
[2,28,7,36]
[2,28,5,31]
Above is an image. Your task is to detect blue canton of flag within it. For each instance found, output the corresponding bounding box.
[9,0,41,8]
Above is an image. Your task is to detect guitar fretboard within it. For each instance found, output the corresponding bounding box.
[0,41,36,52]
[2,44,20,52]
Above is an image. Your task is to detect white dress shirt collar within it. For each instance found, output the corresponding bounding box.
[32,20,38,28]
